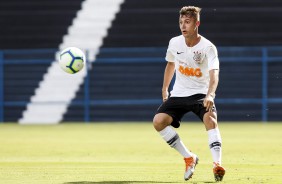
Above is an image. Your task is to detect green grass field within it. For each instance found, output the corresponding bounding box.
[0,122,281,184]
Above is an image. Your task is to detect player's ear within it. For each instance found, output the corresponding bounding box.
[196,21,200,27]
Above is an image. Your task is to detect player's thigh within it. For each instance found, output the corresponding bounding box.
[203,111,218,130]
[153,113,173,131]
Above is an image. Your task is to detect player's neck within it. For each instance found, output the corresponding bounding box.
[185,34,201,47]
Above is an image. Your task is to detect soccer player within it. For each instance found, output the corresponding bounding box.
[153,6,226,181]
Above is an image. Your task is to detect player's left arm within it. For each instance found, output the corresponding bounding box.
[204,45,220,111]
[204,69,219,111]
[204,69,219,112]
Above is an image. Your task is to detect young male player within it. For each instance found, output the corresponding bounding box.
[153,6,225,181]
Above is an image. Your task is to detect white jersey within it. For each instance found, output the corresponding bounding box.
[165,35,219,97]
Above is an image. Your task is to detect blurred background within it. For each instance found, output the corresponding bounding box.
[0,0,282,124]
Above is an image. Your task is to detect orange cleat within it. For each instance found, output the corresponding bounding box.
[184,154,199,181]
[213,163,226,182]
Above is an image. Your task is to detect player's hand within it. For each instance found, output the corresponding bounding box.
[162,90,169,102]
[203,95,214,112]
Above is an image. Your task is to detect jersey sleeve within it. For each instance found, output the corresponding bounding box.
[206,45,219,70]
[165,39,175,62]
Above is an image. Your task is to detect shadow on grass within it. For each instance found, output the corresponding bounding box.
[63,181,182,184]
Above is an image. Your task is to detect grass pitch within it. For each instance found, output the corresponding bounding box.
[0,122,281,184]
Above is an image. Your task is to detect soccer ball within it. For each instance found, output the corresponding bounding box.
[59,47,85,74]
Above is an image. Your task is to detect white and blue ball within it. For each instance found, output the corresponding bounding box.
[59,47,85,74]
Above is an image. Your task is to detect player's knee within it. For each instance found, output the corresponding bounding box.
[153,114,169,131]
[153,116,164,131]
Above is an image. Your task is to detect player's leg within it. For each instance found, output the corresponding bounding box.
[153,113,198,180]
[153,98,198,180]
[203,111,225,181]
[153,113,194,158]
[192,97,225,182]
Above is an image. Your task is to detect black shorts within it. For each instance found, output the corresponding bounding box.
[155,94,216,128]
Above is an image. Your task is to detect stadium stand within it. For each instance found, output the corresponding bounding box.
[63,0,282,122]
[0,0,282,122]
[103,0,282,47]
[0,0,84,49]
[3,50,55,122]
[19,0,124,124]
[0,0,83,122]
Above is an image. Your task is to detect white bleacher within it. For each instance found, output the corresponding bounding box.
[19,0,125,124]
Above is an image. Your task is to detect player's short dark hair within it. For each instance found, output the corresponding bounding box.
[179,6,201,21]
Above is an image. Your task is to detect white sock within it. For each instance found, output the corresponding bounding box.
[208,127,222,167]
[159,126,193,158]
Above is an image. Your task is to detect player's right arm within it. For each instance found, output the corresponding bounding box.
[162,62,175,101]
[162,38,176,101]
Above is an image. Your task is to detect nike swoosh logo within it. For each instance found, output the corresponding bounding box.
[177,51,184,54]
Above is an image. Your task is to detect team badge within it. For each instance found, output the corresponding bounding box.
[193,51,203,64]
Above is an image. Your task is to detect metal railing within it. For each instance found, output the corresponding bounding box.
[0,47,282,122]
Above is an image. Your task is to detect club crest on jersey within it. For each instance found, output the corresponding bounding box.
[193,51,203,64]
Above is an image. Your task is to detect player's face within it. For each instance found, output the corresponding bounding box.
[179,15,199,37]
